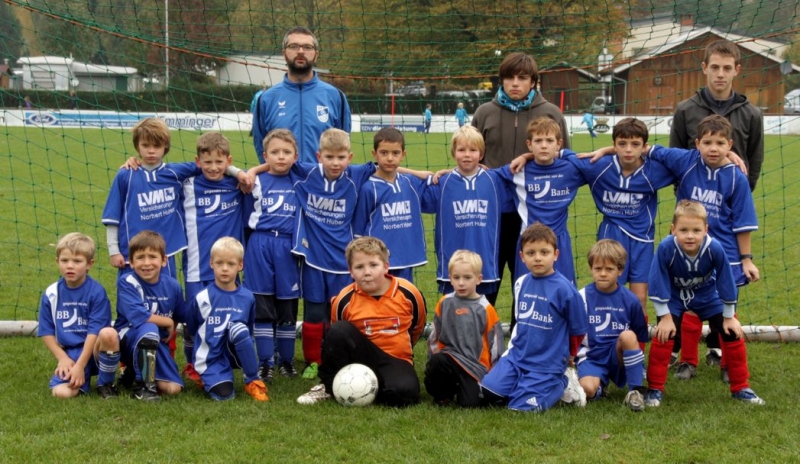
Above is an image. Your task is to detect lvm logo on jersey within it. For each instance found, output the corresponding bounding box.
[137,187,176,208]
[307,194,346,213]
[453,199,488,215]
[602,191,644,205]
[690,187,723,207]
[381,201,411,217]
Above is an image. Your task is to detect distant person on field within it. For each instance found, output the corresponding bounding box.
[252,26,351,164]
[423,104,433,133]
[669,38,763,371]
[424,250,503,407]
[644,200,764,407]
[38,232,120,399]
[472,52,570,306]
[454,102,469,127]
[581,112,596,137]
[296,237,427,407]
[576,240,648,412]
[23,95,32,109]
[69,91,78,110]
[188,237,268,402]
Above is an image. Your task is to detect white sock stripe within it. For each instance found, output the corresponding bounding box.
[624,352,646,365]
[275,332,297,339]
[253,328,274,337]
[98,361,118,373]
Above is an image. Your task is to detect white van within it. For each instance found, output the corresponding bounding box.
[785,89,800,114]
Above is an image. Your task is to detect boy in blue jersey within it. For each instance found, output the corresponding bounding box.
[480,223,588,412]
[647,115,759,381]
[354,127,428,282]
[419,125,511,304]
[244,129,303,383]
[576,240,648,412]
[189,237,268,402]
[38,233,120,399]
[423,104,433,133]
[181,132,246,387]
[644,201,764,406]
[454,102,468,127]
[114,231,185,401]
[498,117,586,285]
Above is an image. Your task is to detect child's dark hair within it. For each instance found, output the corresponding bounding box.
[129,230,167,259]
[132,118,171,155]
[520,222,557,250]
[197,132,231,157]
[587,239,627,271]
[612,117,649,144]
[373,127,405,150]
[704,39,741,66]
[696,114,733,140]
[498,52,539,88]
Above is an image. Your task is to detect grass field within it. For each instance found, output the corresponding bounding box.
[1,126,800,461]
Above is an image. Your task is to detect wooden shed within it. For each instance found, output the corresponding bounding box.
[539,62,598,114]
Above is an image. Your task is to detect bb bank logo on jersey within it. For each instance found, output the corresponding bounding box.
[691,187,723,206]
[517,301,554,325]
[137,187,176,207]
[527,181,570,199]
[602,191,644,205]
[317,105,330,123]
[56,308,87,328]
[453,199,488,214]
[307,194,346,212]
[381,201,411,217]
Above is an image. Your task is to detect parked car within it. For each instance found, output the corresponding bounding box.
[785,89,800,114]
[438,90,471,99]
[398,81,427,97]
[590,95,615,114]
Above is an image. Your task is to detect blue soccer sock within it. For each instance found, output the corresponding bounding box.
[253,321,275,367]
[623,348,646,389]
[276,324,297,365]
[97,350,120,386]
[230,322,259,384]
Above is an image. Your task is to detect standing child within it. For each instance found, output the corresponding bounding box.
[354,127,428,282]
[424,250,503,407]
[114,231,185,401]
[181,132,245,386]
[480,223,588,412]
[454,102,469,127]
[189,237,268,402]
[38,233,120,398]
[423,104,433,133]
[576,240,648,412]
[644,200,764,406]
[244,129,302,382]
[297,237,427,407]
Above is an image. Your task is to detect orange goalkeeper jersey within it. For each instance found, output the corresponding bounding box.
[331,275,427,364]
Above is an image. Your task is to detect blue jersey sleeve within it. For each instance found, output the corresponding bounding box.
[116,276,152,329]
[353,180,376,236]
[419,177,440,214]
[711,241,738,306]
[102,170,129,225]
[37,289,56,337]
[86,285,112,336]
[566,288,589,337]
[626,293,649,343]
[730,171,759,233]
[648,145,698,177]
[346,162,377,187]
[166,161,202,181]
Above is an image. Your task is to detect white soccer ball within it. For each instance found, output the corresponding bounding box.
[332,363,378,407]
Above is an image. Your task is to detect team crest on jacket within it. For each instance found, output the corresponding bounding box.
[317,105,330,123]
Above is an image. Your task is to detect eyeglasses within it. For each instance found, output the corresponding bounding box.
[285,44,316,52]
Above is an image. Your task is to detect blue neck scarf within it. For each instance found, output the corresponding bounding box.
[496,87,536,112]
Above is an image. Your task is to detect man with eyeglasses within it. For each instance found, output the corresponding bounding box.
[252,26,352,164]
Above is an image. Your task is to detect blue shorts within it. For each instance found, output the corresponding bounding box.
[480,357,567,412]
[244,232,300,299]
[300,262,352,304]
[48,346,99,394]
[389,267,414,282]
[119,324,183,386]
[577,348,626,388]
[731,263,748,287]
[514,231,575,284]
[669,287,724,320]
[597,222,652,284]
[195,340,244,393]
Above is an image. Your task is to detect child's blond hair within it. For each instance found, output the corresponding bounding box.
[345,236,389,267]
[210,237,244,261]
[319,128,351,153]
[526,117,562,141]
[55,232,96,261]
[197,132,231,157]
[262,128,299,155]
[450,125,485,158]
[128,230,167,259]
[132,118,171,155]
[672,199,708,225]
[448,250,482,275]
[587,239,627,271]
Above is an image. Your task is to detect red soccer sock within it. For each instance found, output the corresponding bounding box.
[680,313,702,366]
[647,337,674,392]
[722,338,750,393]
[302,322,324,365]
[168,330,177,359]
[718,314,738,369]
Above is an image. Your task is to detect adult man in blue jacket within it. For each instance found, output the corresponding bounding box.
[252,27,351,164]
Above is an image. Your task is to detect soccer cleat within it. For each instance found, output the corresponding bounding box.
[96,384,119,399]
[131,383,160,402]
[706,349,722,367]
[559,367,587,407]
[301,362,319,380]
[668,352,680,369]
[732,388,765,405]
[644,389,663,407]
[278,362,298,377]
[721,368,730,384]
[259,364,274,384]
[182,364,204,388]
[244,380,270,402]
[675,362,697,380]
[624,390,645,412]
[297,383,332,405]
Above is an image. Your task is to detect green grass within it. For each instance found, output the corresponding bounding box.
[1,127,798,326]
[2,336,799,462]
